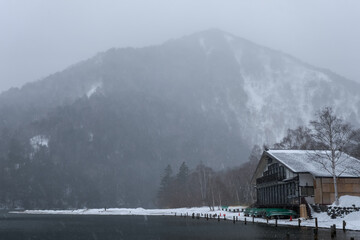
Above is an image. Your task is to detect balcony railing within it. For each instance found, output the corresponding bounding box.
[256,173,285,185]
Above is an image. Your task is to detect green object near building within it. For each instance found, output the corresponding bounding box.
[244,207,297,218]
[221,205,229,210]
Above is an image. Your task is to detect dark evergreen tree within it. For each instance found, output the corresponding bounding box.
[159,165,173,194]
[173,162,190,207]
[176,162,189,184]
[157,164,173,207]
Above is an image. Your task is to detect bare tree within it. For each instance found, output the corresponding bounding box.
[310,107,356,205]
[273,126,317,150]
[194,162,213,207]
[345,129,360,160]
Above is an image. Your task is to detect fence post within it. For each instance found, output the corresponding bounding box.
[315,218,318,229]
[342,220,346,231]
[313,228,318,240]
[275,218,278,227]
[252,216,254,223]
[298,219,301,227]
[330,224,336,238]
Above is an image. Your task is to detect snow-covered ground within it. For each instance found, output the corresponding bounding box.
[13,196,360,231]
[331,195,360,207]
[20,207,214,217]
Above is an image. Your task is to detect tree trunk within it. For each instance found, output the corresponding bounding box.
[333,174,339,205]
[331,150,339,205]
[211,189,215,211]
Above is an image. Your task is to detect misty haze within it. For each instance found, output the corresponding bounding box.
[1,1,360,239]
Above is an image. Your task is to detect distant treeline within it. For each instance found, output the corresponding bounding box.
[157,145,261,208]
[157,115,360,208]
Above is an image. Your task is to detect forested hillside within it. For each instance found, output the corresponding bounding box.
[0,29,359,209]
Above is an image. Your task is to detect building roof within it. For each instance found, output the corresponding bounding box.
[266,150,360,178]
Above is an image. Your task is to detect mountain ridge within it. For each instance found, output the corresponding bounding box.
[0,29,359,208]
[1,28,359,149]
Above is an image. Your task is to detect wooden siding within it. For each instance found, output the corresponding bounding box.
[314,177,360,205]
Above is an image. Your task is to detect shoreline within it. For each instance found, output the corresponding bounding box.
[10,206,360,232]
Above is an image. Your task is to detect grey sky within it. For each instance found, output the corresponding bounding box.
[1,0,360,93]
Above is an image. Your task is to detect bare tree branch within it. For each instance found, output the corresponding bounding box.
[309,107,356,205]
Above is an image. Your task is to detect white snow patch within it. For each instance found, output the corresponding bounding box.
[30,135,49,151]
[312,211,360,230]
[314,197,360,230]
[242,76,265,112]
[19,207,216,216]
[88,132,94,142]
[231,45,358,145]
[331,195,360,207]
[87,82,103,98]
[16,206,246,219]
[198,38,213,56]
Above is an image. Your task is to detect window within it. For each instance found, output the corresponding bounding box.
[300,186,314,196]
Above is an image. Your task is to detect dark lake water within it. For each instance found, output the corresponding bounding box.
[0,213,359,240]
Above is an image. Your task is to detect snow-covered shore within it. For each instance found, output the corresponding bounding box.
[11,205,360,231]
[18,207,214,217]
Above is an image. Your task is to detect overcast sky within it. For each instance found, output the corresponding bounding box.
[1,0,360,93]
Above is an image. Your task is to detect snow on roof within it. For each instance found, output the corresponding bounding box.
[267,150,360,177]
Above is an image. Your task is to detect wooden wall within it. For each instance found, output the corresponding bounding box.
[314,177,360,205]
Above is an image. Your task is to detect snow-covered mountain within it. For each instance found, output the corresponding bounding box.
[178,29,360,144]
[2,29,359,145]
[0,29,359,208]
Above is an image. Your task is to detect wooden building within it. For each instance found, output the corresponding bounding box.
[252,150,360,207]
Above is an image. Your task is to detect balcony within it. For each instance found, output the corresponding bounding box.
[256,173,286,185]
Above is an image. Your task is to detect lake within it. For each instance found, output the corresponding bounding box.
[0,213,359,240]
